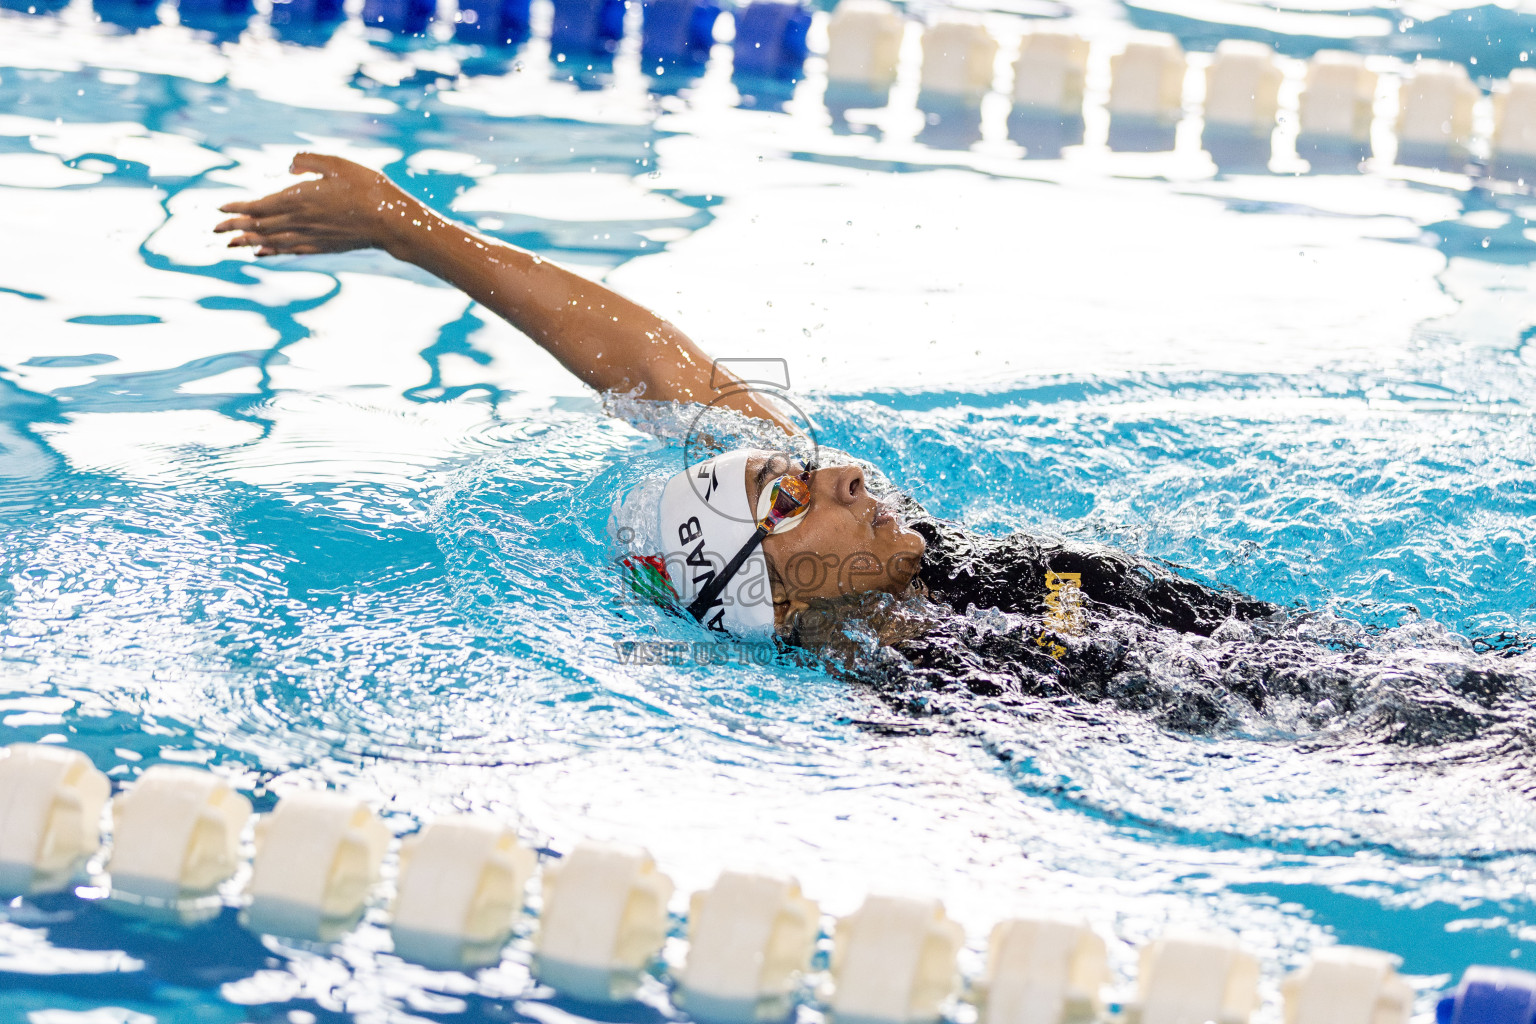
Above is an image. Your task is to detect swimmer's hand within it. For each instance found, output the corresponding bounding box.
[213,150,797,431]
[214,152,406,257]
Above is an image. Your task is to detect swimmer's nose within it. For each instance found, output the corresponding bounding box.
[817,466,865,506]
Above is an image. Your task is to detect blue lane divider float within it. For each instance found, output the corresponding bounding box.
[92,0,160,28]
[731,0,811,80]
[269,0,343,28]
[176,0,252,18]
[455,0,531,45]
[361,0,434,34]
[550,0,625,56]
[640,0,721,71]
[95,0,157,13]
[4,0,72,13]
[1439,967,1536,1024]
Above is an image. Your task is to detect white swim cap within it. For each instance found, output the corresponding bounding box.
[613,450,776,639]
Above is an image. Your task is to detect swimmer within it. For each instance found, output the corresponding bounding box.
[216,154,1532,743]
[216,153,1262,633]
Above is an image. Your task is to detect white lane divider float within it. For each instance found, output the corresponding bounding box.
[1200,38,1283,166]
[1108,32,1186,123]
[0,744,110,895]
[1202,40,1281,136]
[975,916,1109,1024]
[1123,930,1260,1024]
[919,19,999,103]
[1492,67,1536,178]
[1006,27,1087,154]
[1282,946,1413,1024]
[677,869,821,1023]
[535,841,675,1001]
[391,814,537,970]
[1396,58,1480,167]
[0,743,1482,1022]
[824,0,906,94]
[1107,32,1186,151]
[109,764,251,905]
[828,894,965,1024]
[245,790,390,941]
[1298,50,1378,151]
[1011,28,1089,118]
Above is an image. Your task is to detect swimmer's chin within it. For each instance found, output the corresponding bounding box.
[890,529,926,592]
[895,510,925,549]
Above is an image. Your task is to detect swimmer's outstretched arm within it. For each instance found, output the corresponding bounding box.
[214,152,794,432]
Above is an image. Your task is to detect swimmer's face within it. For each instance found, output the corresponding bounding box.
[743,449,926,617]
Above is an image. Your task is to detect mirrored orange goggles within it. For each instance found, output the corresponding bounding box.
[756,472,812,534]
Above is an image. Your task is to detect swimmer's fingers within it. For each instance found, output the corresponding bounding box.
[237,230,321,256]
[217,191,290,217]
[289,151,353,177]
[217,181,330,219]
[225,222,373,255]
[213,217,252,234]
[222,227,283,248]
[216,153,402,254]
[255,243,322,258]
[214,213,293,234]
[229,222,370,254]
[216,194,293,223]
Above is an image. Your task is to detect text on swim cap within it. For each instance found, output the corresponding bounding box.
[699,462,720,502]
[676,515,727,632]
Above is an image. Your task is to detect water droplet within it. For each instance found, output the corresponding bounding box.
[1482,237,1490,248]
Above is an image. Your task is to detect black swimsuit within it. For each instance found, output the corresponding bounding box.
[908,509,1277,638]
[836,504,1533,749]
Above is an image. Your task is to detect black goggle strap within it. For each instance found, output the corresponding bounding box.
[686,524,769,622]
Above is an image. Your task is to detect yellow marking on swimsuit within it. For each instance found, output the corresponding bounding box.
[1036,570,1084,660]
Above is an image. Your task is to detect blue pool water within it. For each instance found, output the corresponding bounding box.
[2,0,1536,1020]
